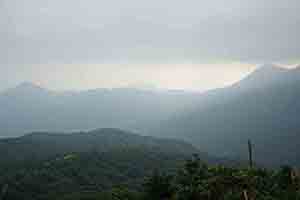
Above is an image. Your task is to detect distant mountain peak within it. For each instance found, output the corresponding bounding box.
[254,64,286,73]
[16,82,43,90]
[293,64,300,71]
[2,82,52,96]
[233,64,289,89]
[244,63,286,79]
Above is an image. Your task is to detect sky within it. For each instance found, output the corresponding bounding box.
[1,0,299,91]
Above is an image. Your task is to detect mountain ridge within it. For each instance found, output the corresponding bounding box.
[0,128,227,168]
[155,64,300,167]
[0,83,202,137]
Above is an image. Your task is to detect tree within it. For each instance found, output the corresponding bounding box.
[143,170,174,200]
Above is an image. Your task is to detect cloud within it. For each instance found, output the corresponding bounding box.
[1,0,300,64]
[0,63,256,92]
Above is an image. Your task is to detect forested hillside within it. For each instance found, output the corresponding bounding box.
[0,128,210,199]
[2,154,299,200]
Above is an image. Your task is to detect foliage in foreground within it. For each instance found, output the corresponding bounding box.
[0,150,183,200]
[1,154,300,200]
[47,155,300,200]
[142,155,300,200]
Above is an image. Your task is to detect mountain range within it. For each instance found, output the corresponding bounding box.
[155,64,300,167]
[0,83,200,137]
[1,64,300,166]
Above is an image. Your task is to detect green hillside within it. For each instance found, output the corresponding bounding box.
[0,128,204,199]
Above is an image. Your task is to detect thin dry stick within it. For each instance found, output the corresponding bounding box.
[248,140,253,168]
[243,190,249,200]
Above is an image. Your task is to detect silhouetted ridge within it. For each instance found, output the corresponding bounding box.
[13,82,47,92]
[157,64,300,167]
[2,82,53,97]
[0,83,201,137]
[245,64,300,79]
[0,128,210,165]
[292,64,300,71]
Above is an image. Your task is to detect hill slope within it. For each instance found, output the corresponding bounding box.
[0,128,204,164]
[156,65,300,167]
[0,128,207,199]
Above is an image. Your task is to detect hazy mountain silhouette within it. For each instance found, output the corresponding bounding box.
[2,64,300,167]
[1,82,56,100]
[0,83,201,137]
[156,64,300,167]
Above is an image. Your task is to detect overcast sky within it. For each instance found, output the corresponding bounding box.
[1,0,299,91]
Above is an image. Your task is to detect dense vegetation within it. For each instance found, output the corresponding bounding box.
[1,128,299,199]
[0,128,204,166]
[141,155,300,200]
[0,129,202,199]
[0,150,186,200]
[2,154,299,200]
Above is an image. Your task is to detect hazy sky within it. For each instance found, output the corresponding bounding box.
[1,0,299,91]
